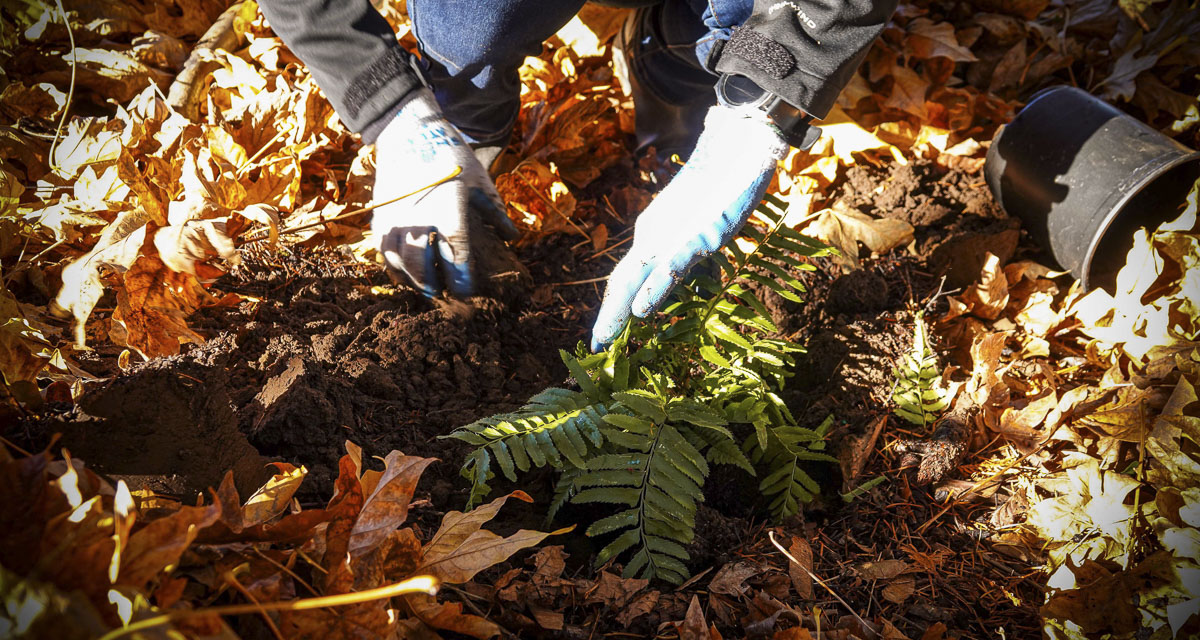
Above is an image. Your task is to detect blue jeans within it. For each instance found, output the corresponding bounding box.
[408,0,753,146]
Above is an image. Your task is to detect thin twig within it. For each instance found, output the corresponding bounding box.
[0,434,33,457]
[251,547,319,597]
[47,0,76,172]
[242,165,464,241]
[585,234,633,262]
[236,123,296,178]
[551,275,609,287]
[225,572,286,640]
[4,237,66,285]
[97,576,438,640]
[768,530,871,631]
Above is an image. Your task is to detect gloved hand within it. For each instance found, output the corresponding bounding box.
[373,88,519,297]
[590,104,789,351]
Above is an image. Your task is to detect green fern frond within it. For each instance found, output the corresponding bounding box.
[892,313,948,427]
[450,195,840,582]
[548,467,582,524]
[692,424,755,474]
[746,417,838,519]
[444,382,607,507]
[577,424,704,585]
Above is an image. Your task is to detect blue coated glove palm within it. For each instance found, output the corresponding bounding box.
[591,105,789,351]
[373,89,519,297]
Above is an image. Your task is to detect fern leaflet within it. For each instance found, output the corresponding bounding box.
[891,312,948,427]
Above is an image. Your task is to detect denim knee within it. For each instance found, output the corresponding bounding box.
[409,0,585,145]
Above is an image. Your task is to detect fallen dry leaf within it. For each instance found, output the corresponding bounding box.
[152,218,238,276]
[496,158,578,236]
[809,105,907,166]
[856,559,909,581]
[419,491,569,584]
[961,252,1010,320]
[882,576,917,604]
[530,604,565,631]
[117,502,220,588]
[884,65,930,119]
[1147,376,1200,489]
[531,545,567,578]
[0,284,58,392]
[708,561,758,596]
[676,594,712,640]
[405,595,503,639]
[617,589,661,627]
[349,452,436,557]
[584,570,649,608]
[110,254,212,359]
[905,18,980,62]
[240,462,306,526]
[786,536,814,600]
[803,201,914,269]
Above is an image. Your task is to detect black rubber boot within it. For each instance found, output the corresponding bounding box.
[612,5,716,159]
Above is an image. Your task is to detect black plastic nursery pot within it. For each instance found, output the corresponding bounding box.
[984,85,1200,291]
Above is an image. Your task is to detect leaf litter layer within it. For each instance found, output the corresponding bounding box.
[3,0,1200,638]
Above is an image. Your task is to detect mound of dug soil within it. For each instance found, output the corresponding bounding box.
[43,237,604,504]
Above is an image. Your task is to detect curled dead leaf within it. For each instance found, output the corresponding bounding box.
[708,561,758,596]
[152,218,238,276]
[960,252,1009,320]
[803,201,914,270]
[241,463,306,526]
[856,559,910,580]
[419,491,570,584]
[237,203,281,246]
[882,576,916,603]
[52,209,153,346]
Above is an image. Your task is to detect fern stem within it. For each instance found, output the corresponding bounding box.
[635,422,667,578]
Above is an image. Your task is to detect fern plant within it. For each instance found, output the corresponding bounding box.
[891,312,948,427]
[443,195,838,584]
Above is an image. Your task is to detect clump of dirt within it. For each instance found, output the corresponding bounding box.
[827,268,891,314]
[840,158,1021,288]
[768,158,1007,456]
[840,158,1000,226]
[53,336,270,497]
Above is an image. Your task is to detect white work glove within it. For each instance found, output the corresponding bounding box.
[372,88,519,297]
[591,104,789,350]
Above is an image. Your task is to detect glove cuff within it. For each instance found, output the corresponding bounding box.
[702,104,791,164]
[378,88,445,142]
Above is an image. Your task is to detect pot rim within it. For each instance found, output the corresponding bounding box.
[1078,151,1200,289]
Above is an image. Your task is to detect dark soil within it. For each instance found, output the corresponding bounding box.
[10,156,1042,638]
[31,234,609,511]
[838,159,1021,289]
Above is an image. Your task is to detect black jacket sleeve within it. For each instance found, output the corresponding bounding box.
[258,0,421,143]
[714,0,897,119]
